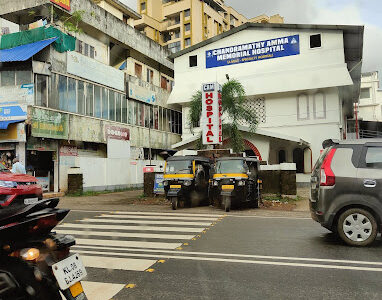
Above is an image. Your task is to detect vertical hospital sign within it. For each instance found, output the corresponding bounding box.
[202,83,222,145]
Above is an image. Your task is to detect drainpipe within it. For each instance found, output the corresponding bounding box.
[355,102,359,139]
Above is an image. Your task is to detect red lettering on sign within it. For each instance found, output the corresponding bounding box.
[205,93,213,99]
[207,124,214,130]
[207,137,213,142]
[206,99,213,105]
[206,105,213,111]
[206,131,214,137]
[207,112,213,117]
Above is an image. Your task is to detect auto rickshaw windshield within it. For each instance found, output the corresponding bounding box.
[215,160,248,174]
[166,160,193,174]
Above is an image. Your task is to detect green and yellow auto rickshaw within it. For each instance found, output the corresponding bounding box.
[211,157,261,212]
[163,156,212,210]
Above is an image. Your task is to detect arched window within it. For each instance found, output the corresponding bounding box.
[278,150,286,164]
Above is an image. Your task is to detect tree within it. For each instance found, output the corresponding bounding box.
[188,79,258,153]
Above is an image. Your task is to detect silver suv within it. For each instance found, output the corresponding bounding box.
[310,139,382,246]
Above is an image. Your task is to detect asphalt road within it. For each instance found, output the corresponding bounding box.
[60,209,382,300]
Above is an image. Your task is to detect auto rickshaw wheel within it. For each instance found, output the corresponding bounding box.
[223,196,231,212]
[171,197,178,210]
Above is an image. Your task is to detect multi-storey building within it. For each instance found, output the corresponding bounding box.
[134,0,284,52]
[0,0,181,193]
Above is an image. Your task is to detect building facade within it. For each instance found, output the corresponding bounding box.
[0,0,181,192]
[134,0,284,52]
[358,72,382,122]
[168,23,363,179]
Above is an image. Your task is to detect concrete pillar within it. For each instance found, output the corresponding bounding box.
[16,142,26,166]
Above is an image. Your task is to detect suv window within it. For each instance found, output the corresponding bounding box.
[365,147,382,168]
[313,147,330,171]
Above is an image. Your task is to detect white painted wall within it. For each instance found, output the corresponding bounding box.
[72,31,109,65]
[358,72,382,122]
[59,156,165,192]
[107,139,131,159]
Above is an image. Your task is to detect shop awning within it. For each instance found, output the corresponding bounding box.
[0,37,58,62]
[0,120,22,130]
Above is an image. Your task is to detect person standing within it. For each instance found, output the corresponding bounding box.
[11,157,26,174]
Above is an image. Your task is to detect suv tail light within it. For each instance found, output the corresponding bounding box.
[320,148,336,186]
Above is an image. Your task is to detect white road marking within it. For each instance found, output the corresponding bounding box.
[227,215,311,220]
[56,229,194,240]
[73,245,382,267]
[80,218,212,226]
[58,223,206,233]
[76,238,182,250]
[99,214,218,221]
[114,211,224,218]
[75,250,382,272]
[81,281,125,300]
[81,255,156,271]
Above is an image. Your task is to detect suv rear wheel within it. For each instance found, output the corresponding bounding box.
[337,208,378,246]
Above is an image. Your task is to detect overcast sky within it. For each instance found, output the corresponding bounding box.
[121,0,381,77]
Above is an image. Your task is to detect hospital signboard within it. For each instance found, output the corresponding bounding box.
[206,34,300,69]
[201,82,222,145]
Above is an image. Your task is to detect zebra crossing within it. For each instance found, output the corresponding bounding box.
[57,210,224,299]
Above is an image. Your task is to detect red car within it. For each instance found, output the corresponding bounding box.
[0,164,43,207]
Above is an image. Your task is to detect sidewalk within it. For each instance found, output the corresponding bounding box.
[57,188,311,217]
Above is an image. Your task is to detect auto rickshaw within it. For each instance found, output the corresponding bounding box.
[163,156,212,210]
[211,157,261,212]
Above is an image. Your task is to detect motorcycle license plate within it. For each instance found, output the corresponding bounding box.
[24,197,39,205]
[52,254,87,290]
[170,185,181,189]
[69,281,84,298]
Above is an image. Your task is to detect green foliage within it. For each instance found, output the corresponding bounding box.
[188,79,258,153]
[61,10,85,34]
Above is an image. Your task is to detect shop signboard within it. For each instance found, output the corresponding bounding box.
[206,34,300,69]
[27,138,57,151]
[128,82,157,104]
[67,52,124,91]
[201,83,222,145]
[0,84,34,106]
[154,173,165,194]
[143,167,154,173]
[0,123,26,143]
[50,0,70,11]
[60,145,78,157]
[105,125,130,141]
[31,108,68,140]
[0,105,28,123]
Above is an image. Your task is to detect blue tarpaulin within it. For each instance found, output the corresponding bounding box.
[0,120,21,130]
[0,37,58,62]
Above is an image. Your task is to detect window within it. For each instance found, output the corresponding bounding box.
[360,88,371,99]
[154,106,159,130]
[122,97,127,123]
[184,9,190,17]
[135,63,143,79]
[77,81,85,115]
[116,94,122,122]
[67,77,77,113]
[140,1,146,11]
[185,38,191,47]
[310,34,321,48]
[145,104,150,128]
[86,83,94,117]
[138,102,145,126]
[168,41,181,53]
[313,92,326,119]
[49,73,59,109]
[84,43,89,56]
[58,75,68,111]
[366,147,382,168]
[109,91,115,121]
[77,40,83,53]
[175,30,180,38]
[147,68,154,83]
[184,23,191,32]
[89,46,95,59]
[128,100,136,125]
[94,85,102,118]
[297,94,309,120]
[102,87,108,119]
[278,150,286,164]
[189,55,197,67]
[35,74,48,107]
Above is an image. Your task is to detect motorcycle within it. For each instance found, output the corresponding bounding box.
[0,198,88,300]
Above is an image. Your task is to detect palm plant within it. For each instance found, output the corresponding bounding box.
[188,79,258,153]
